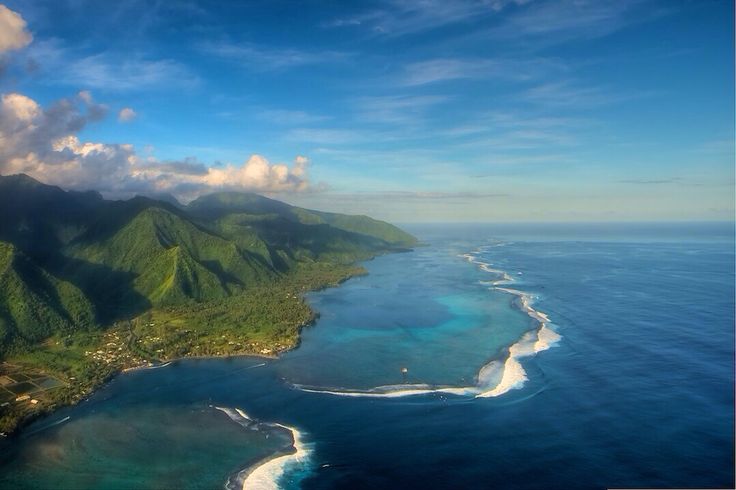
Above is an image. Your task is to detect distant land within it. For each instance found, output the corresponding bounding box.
[0,174,417,434]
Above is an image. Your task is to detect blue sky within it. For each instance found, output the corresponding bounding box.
[0,0,733,222]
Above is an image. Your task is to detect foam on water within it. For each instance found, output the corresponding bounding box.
[148,361,172,369]
[535,324,562,352]
[293,245,561,400]
[241,423,312,490]
[467,247,561,397]
[214,406,253,428]
[122,361,172,373]
[216,406,313,490]
[23,416,72,437]
[295,384,476,398]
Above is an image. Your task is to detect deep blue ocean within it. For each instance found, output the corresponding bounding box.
[0,223,733,489]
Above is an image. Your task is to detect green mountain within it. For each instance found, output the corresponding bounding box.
[0,174,417,355]
[0,242,95,353]
[186,192,417,247]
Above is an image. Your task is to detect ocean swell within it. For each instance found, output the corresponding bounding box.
[294,244,560,399]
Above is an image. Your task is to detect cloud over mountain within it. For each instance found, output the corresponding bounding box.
[0,4,316,201]
[0,90,315,200]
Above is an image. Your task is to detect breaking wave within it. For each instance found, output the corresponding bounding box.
[294,244,560,399]
[215,406,313,490]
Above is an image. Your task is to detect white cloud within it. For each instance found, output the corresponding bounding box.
[400,57,565,86]
[200,40,348,71]
[64,55,198,91]
[323,0,526,38]
[25,41,200,92]
[402,59,486,86]
[351,94,450,125]
[77,90,93,104]
[0,90,316,199]
[0,4,32,54]
[1,92,39,121]
[473,0,657,48]
[118,107,136,122]
[521,80,650,108]
[502,0,638,37]
[201,155,311,192]
[0,91,107,169]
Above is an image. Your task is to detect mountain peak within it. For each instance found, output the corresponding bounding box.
[0,173,47,188]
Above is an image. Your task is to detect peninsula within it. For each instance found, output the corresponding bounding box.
[0,174,417,434]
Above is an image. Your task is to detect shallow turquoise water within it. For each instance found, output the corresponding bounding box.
[275,244,533,389]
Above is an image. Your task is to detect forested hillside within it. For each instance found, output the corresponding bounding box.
[0,174,416,433]
[0,174,416,355]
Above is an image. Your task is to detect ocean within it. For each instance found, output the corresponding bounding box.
[0,222,733,489]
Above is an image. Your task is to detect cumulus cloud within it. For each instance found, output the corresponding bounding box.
[0,91,108,172]
[202,155,310,191]
[0,4,32,54]
[118,107,136,122]
[129,154,314,201]
[0,91,316,200]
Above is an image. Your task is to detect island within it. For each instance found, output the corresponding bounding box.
[0,174,417,435]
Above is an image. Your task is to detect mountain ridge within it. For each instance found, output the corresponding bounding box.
[0,173,417,434]
[0,173,417,354]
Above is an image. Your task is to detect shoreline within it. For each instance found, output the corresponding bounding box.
[215,406,310,490]
[0,350,280,441]
[3,243,553,437]
[227,450,292,490]
[238,423,310,490]
[0,259,373,439]
[2,241,557,488]
[120,351,278,374]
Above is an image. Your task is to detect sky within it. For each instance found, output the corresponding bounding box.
[0,0,733,222]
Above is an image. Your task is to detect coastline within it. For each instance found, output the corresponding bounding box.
[237,423,310,490]
[226,450,292,490]
[3,241,561,490]
[215,406,311,490]
[290,245,560,399]
[1,243,554,439]
[0,260,372,438]
[0,350,279,440]
[121,351,278,374]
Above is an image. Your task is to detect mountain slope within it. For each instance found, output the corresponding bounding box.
[0,174,417,356]
[0,242,96,351]
[67,204,274,305]
[0,174,104,260]
[0,174,418,434]
[305,210,416,247]
[187,192,418,247]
